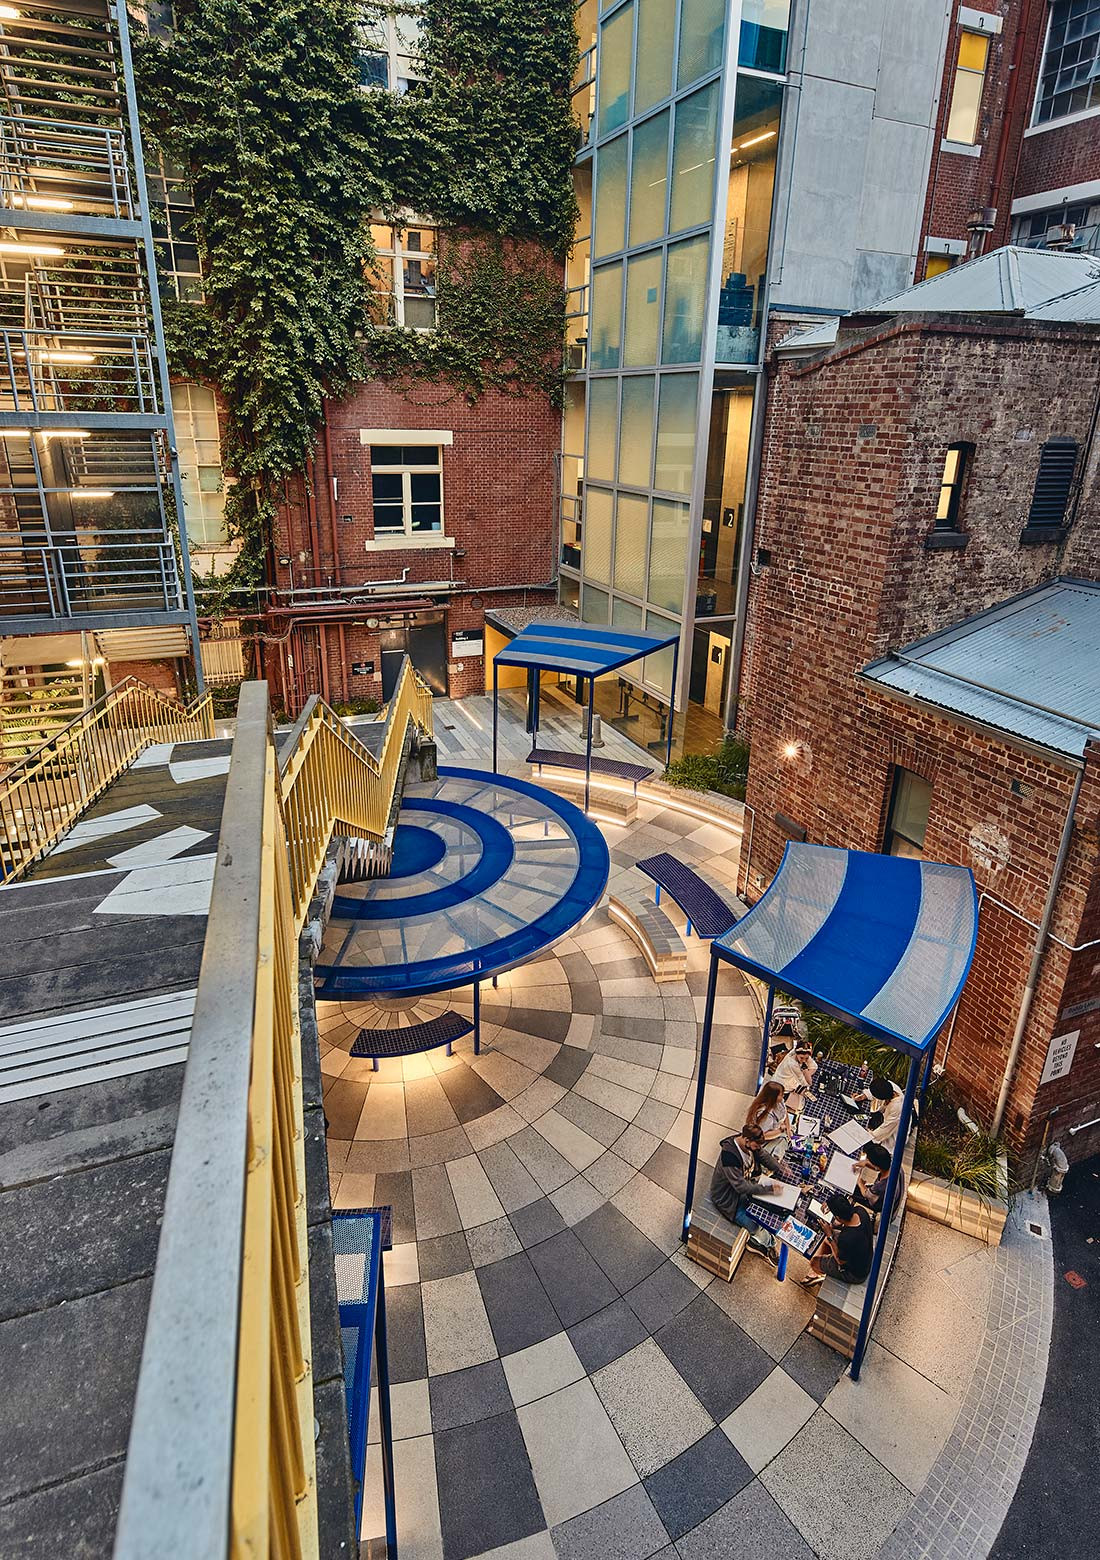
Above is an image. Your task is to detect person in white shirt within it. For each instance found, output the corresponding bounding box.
[855,1077,906,1149]
[770,1041,817,1103]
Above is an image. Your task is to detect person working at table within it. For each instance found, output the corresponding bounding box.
[853,1141,905,1223]
[710,1123,785,1264]
[799,1192,873,1288]
[854,1076,908,1149]
[769,1039,817,1103]
[744,1080,791,1159]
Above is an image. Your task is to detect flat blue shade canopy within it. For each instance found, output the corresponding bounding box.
[493,620,681,678]
[713,843,978,1058]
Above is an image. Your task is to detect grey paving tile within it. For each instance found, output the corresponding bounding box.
[528,1229,620,1328]
[422,1270,498,1376]
[510,1196,568,1249]
[555,1090,629,1148]
[383,1281,427,1384]
[509,1007,571,1044]
[502,1331,585,1408]
[654,1293,773,1422]
[412,1163,463,1239]
[759,1410,911,1560]
[574,1203,666,1293]
[374,1169,415,1244]
[404,1073,462,1137]
[551,1483,669,1560]
[466,1215,524,1268]
[584,1150,637,1198]
[510,1126,576,1194]
[518,1378,637,1527]
[674,1478,815,1560]
[568,1297,649,1373]
[779,1332,848,1405]
[437,1062,508,1125]
[593,1338,713,1478]
[642,1141,693,1200]
[436,1407,545,1559]
[418,1230,473,1282]
[479,1140,544,1213]
[550,1174,606,1227]
[544,1043,593,1091]
[429,1358,512,1432]
[643,1425,752,1540]
[477,1251,562,1356]
[624,1258,702,1333]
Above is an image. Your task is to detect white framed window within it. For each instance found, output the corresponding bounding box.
[1034,0,1100,125]
[358,7,425,93]
[171,382,226,547]
[367,223,437,329]
[370,443,444,538]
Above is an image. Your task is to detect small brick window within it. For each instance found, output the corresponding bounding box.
[1027,437,1079,529]
[945,31,990,144]
[370,444,443,537]
[935,443,972,530]
[885,769,931,859]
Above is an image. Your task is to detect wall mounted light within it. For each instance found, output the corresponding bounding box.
[781,740,802,761]
[9,194,73,212]
[0,6,21,18]
[0,241,65,257]
[71,488,115,498]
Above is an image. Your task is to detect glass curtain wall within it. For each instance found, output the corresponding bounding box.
[561,0,788,751]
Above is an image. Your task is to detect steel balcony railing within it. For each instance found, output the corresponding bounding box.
[0,327,159,415]
[0,115,132,220]
[0,532,184,620]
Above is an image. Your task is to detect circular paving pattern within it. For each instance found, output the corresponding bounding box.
[315,766,610,999]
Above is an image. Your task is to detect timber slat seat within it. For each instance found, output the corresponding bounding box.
[527,747,653,793]
[351,1012,474,1071]
[635,852,738,938]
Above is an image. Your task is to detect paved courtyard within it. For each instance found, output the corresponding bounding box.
[319,693,1053,1560]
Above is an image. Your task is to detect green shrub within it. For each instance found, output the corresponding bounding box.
[664,735,749,801]
[330,697,381,717]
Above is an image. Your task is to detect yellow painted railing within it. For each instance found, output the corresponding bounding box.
[280,656,434,930]
[115,661,433,1560]
[0,677,214,883]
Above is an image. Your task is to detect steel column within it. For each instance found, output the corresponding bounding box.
[584,674,595,814]
[756,984,776,1090]
[682,944,720,1239]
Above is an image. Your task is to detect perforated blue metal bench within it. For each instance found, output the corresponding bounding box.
[635,852,738,938]
[528,747,653,794]
[351,1010,476,1070]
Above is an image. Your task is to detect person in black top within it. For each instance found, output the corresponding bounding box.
[799,1192,873,1288]
[853,1141,905,1223]
[709,1123,786,1263]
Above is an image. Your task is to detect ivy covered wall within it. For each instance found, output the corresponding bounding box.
[132,0,578,606]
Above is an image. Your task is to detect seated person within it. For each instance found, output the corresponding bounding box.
[709,1122,785,1264]
[854,1076,910,1149]
[770,1039,817,1101]
[799,1192,873,1288]
[744,1079,791,1158]
[853,1140,906,1222]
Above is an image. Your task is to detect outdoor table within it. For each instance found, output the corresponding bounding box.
[746,1059,872,1280]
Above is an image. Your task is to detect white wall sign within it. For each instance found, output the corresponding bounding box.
[451,632,483,657]
[1040,1028,1079,1087]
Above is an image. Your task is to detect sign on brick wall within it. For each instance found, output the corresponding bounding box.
[1040,1028,1079,1087]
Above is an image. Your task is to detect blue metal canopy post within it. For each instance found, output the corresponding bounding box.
[666,635,680,770]
[849,1051,921,1380]
[584,674,595,814]
[492,658,499,774]
[682,942,720,1239]
[756,985,776,1090]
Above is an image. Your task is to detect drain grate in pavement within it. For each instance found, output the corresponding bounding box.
[1027,1221,1046,1237]
[1064,1270,1088,1288]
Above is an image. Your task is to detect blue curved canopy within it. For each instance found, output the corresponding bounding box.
[494,620,680,677]
[713,843,978,1057]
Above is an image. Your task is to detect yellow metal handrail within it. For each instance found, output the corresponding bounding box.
[0,677,215,883]
[279,657,434,930]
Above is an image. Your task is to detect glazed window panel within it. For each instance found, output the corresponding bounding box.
[589,260,624,370]
[1035,0,1100,123]
[945,31,990,143]
[618,374,656,488]
[582,485,614,585]
[597,2,635,136]
[357,9,426,94]
[662,233,709,364]
[368,224,437,328]
[629,110,670,247]
[669,82,720,233]
[586,377,620,482]
[634,0,676,112]
[654,372,698,495]
[171,383,226,546]
[614,492,649,597]
[370,444,444,536]
[623,249,663,366]
[594,133,629,258]
[677,0,726,88]
[648,497,691,612]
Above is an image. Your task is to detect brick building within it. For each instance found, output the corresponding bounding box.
[738,255,1100,1163]
[919,0,1100,278]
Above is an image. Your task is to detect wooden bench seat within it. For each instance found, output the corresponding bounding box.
[608,884,687,982]
[351,1012,474,1071]
[685,1195,751,1281]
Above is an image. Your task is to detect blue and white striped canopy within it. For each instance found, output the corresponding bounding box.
[494,621,680,677]
[714,843,978,1056]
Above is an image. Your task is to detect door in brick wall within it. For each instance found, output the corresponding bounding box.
[379,615,448,699]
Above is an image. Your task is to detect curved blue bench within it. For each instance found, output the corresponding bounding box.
[351,1011,475,1071]
[527,747,653,794]
[635,852,738,938]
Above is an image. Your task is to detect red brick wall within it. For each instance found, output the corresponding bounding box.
[738,315,1100,1156]
[109,658,180,697]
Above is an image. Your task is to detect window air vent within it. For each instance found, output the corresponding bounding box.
[1026,437,1079,529]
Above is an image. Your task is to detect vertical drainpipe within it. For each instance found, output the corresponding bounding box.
[992,758,1087,1137]
[115,1,204,693]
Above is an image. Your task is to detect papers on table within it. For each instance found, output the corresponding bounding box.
[752,1180,800,1211]
[796,1114,821,1138]
[821,1151,860,1193]
[776,1216,817,1255]
[828,1118,872,1155]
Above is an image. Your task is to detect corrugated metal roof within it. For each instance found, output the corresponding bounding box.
[775,317,840,353]
[862,580,1100,760]
[1025,276,1100,323]
[864,246,1100,317]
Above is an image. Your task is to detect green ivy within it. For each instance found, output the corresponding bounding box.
[131,0,577,614]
